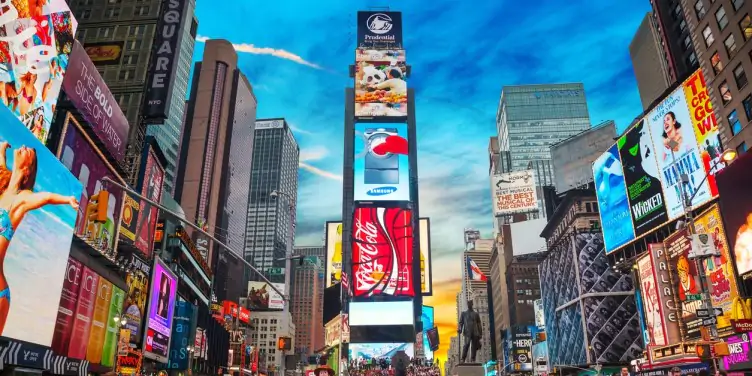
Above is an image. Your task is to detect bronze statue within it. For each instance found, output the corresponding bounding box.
[458,300,482,363]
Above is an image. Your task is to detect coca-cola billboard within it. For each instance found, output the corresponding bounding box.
[352,207,414,297]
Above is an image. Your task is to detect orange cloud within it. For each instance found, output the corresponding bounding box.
[424,278,461,372]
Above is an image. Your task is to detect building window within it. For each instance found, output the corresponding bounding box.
[720,81,733,105]
[733,0,745,11]
[734,64,748,89]
[695,0,706,18]
[118,68,135,81]
[703,25,715,45]
[738,142,748,155]
[717,6,729,30]
[80,9,91,20]
[105,7,121,19]
[711,52,724,74]
[517,299,524,304]
[134,5,149,16]
[516,289,525,295]
[743,95,752,120]
[741,15,752,41]
[725,34,738,56]
[129,39,142,50]
[688,52,698,67]
[131,25,144,36]
[123,54,137,65]
[683,35,693,50]
[729,110,743,135]
[679,19,687,32]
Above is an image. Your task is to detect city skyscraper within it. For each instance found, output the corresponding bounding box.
[175,39,258,261]
[68,0,198,185]
[651,0,699,83]
[291,256,325,357]
[245,119,300,284]
[630,12,673,109]
[294,246,325,259]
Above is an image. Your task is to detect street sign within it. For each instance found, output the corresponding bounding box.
[687,294,703,301]
[697,309,710,318]
[268,267,284,275]
[702,317,718,326]
[714,308,723,316]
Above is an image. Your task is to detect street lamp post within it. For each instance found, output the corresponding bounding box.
[270,189,296,376]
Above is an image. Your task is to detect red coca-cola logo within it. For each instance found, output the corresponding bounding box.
[352,207,414,297]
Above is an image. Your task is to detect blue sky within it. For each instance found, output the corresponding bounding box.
[193,0,651,357]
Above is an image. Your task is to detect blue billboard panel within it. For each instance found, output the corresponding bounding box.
[593,144,635,254]
[353,123,410,202]
[421,305,434,359]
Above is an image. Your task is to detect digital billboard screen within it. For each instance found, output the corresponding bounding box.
[349,301,414,326]
[421,305,434,360]
[354,49,407,118]
[594,144,635,254]
[123,255,150,344]
[664,229,702,340]
[352,207,414,297]
[419,218,432,295]
[356,11,403,49]
[143,256,178,363]
[717,151,752,277]
[0,104,82,346]
[349,343,413,360]
[325,222,343,288]
[135,145,165,257]
[353,123,410,202]
[247,281,285,310]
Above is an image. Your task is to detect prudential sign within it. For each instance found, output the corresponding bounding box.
[143,0,189,123]
[357,11,403,49]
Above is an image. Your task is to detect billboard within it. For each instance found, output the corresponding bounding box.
[143,0,189,123]
[0,1,77,143]
[143,256,178,363]
[722,334,752,371]
[693,205,739,333]
[58,114,124,258]
[63,41,129,161]
[354,50,407,118]
[67,266,99,359]
[123,255,151,344]
[102,281,126,367]
[617,120,669,236]
[349,301,413,326]
[247,281,285,310]
[325,222,343,288]
[419,218,432,295]
[356,11,403,49]
[551,121,617,193]
[135,145,165,257]
[353,123,410,202]
[0,105,82,346]
[506,325,534,371]
[717,151,752,277]
[421,305,434,360]
[352,207,414,297]
[594,144,636,254]
[534,299,544,328]
[349,343,413,360]
[52,257,84,355]
[84,41,125,66]
[646,89,711,220]
[491,170,538,216]
[167,300,196,370]
[665,229,702,340]
[643,244,681,345]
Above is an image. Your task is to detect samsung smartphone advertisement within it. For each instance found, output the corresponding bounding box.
[58,113,125,258]
[353,123,410,202]
[352,207,414,297]
[595,145,636,254]
[0,105,82,346]
[617,120,669,236]
[1,0,77,143]
[143,256,178,363]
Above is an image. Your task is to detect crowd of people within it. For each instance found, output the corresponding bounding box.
[345,359,439,376]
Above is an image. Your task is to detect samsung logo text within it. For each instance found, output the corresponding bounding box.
[366,187,397,196]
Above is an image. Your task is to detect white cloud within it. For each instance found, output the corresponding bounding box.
[299,162,342,181]
[299,146,329,162]
[196,35,322,70]
[288,122,314,136]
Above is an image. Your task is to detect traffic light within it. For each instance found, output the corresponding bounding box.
[87,190,109,224]
[278,336,291,351]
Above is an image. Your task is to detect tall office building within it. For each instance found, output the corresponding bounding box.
[245,119,300,283]
[175,39,258,261]
[682,0,752,153]
[291,256,325,357]
[248,312,296,375]
[651,0,700,83]
[460,243,492,311]
[294,246,325,259]
[69,0,198,184]
[495,84,591,181]
[630,12,673,109]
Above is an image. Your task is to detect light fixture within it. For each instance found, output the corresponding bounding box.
[113,316,121,323]
[722,149,738,163]
[121,317,127,326]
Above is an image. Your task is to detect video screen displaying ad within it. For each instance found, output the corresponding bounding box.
[101,282,126,367]
[419,218,432,295]
[58,113,124,258]
[352,207,414,297]
[0,0,77,143]
[717,152,752,277]
[349,343,413,361]
[167,300,196,370]
[617,120,669,236]
[421,305,434,360]
[354,51,407,118]
[62,41,129,161]
[646,89,712,220]
[325,221,343,287]
[67,266,98,360]
[665,229,702,340]
[353,123,410,202]
[247,281,285,310]
[123,255,151,344]
[143,256,178,363]
[694,205,739,334]
[721,334,752,371]
[594,144,636,254]
[0,105,82,346]
[356,49,405,62]
[683,70,725,196]
[356,11,403,49]
[349,301,414,326]
[135,146,164,257]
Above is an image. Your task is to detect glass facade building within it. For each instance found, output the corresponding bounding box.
[245,119,300,283]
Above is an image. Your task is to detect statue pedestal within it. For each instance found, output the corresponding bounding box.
[453,363,484,376]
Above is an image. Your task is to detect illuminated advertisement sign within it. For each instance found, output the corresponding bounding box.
[356,11,403,49]
[123,255,150,344]
[349,343,413,360]
[665,229,702,340]
[0,0,77,143]
[421,305,434,360]
[352,207,414,297]
[354,49,407,117]
[639,244,681,346]
[419,218,432,295]
[683,70,724,196]
[167,300,195,370]
[594,144,636,254]
[717,151,752,277]
[0,105,82,346]
[491,170,538,216]
[135,144,164,257]
[637,253,665,346]
[84,41,125,66]
[143,256,178,363]
[722,334,752,371]
[247,281,285,311]
[617,120,669,236]
[325,222,343,287]
[353,123,410,202]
